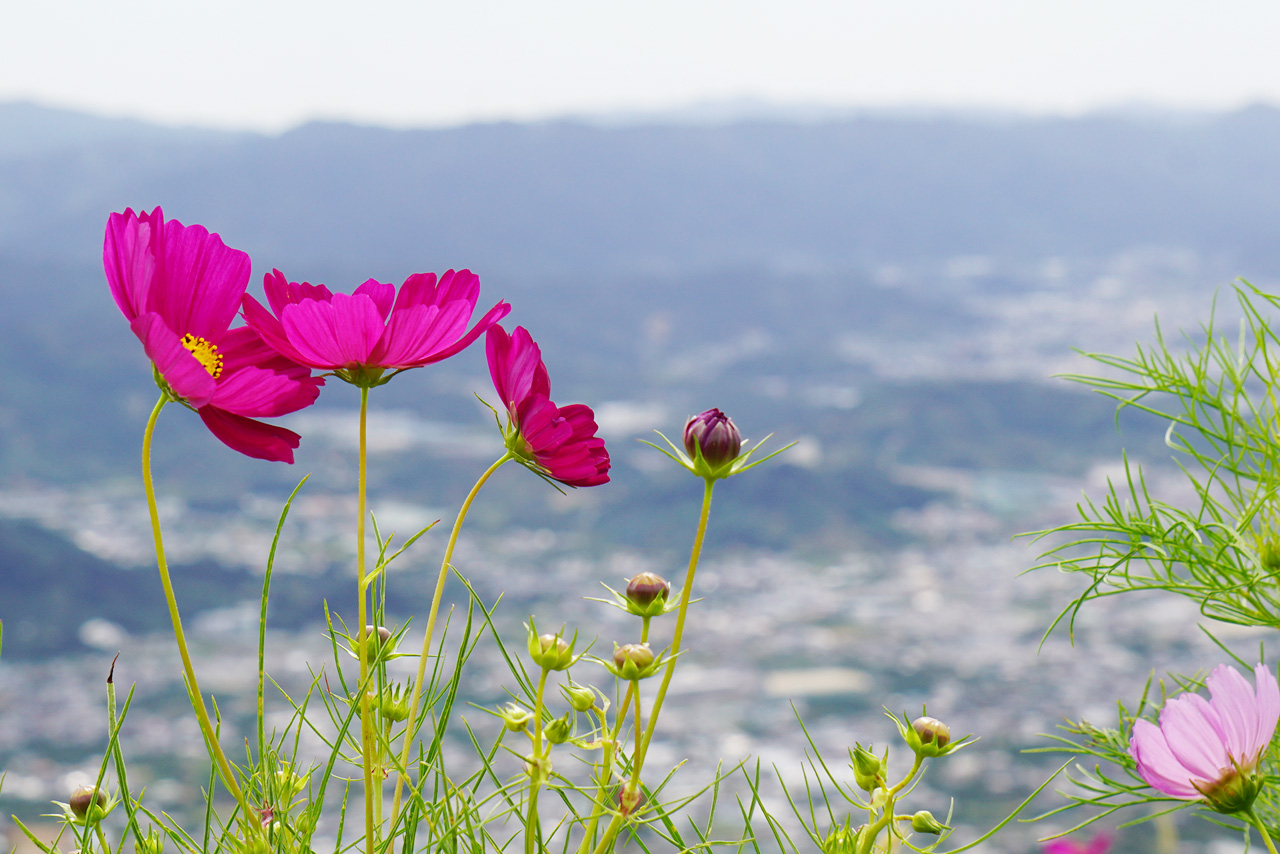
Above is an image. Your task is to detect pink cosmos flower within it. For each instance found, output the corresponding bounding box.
[241,268,510,387]
[105,207,322,462]
[1042,832,1111,854]
[486,324,610,487]
[1129,662,1280,812]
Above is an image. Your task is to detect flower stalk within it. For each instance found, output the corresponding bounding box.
[634,477,715,777]
[389,451,513,825]
[524,668,552,854]
[592,477,716,854]
[355,385,377,854]
[1247,808,1280,854]
[141,395,253,826]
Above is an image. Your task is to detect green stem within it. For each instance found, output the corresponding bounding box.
[575,684,635,854]
[140,395,252,822]
[594,478,715,854]
[355,386,376,854]
[633,478,715,778]
[525,669,551,854]
[628,682,643,787]
[94,824,110,854]
[390,451,513,825]
[855,755,922,854]
[1249,809,1280,854]
[589,814,625,854]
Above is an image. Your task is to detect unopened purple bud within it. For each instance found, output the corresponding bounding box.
[70,786,107,819]
[610,642,659,680]
[626,572,671,611]
[683,409,742,469]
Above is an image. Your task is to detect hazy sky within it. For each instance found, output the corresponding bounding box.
[5,1,1279,132]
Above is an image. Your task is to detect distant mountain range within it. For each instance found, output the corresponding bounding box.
[5,101,1280,276]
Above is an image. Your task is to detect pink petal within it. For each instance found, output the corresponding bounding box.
[1129,719,1201,799]
[559,403,601,439]
[353,278,396,320]
[281,292,386,368]
[541,440,610,486]
[211,363,321,418]
[197,406,301,463]
[391,272,438,313]
[242,294,308,363]
[370,302,468,367]
[1086,834,1113,854]
[487,325,546,409]
[409,298,511,367]
[149,214,250,341]
[1207,664,1262,763]
[130,313,217,408]
[1042,841,1082,854]
[219,326,318,384]
[103,207,157,321]
[1252,663,1280,759]
[1159,693,1230,781]
[517,395,574,451]
[264,269,333,315]
[431,268,481,308]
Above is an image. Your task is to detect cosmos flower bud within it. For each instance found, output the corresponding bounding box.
[380,682,412,722]
[527,622,578,671]
[913,716,950,749]
[625,572,671,617]
[910,811,948,835]
[63,785,116,826]
[525,754,552,785]
[611,643,658,680]
[362,625,394,662]
[869,787,888,810]
[851,743,885,792]
[893,710,969,759]
[274,764,309,803]
[683,408,742,474]
[135,827,165,854]
[821,821,863,854]
[499,702,533,732]
[545,713,573,745]
[70,786,107,820]
[561,681,597,713]
[619,784,644,816]
[1263,539,1280,573]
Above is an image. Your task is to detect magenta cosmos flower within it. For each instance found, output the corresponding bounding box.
[241,268,510,387]
[105,207,322,462]
[486,324,610,487]
[1129,662,1280,813]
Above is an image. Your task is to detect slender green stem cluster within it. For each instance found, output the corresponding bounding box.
[110,347,1052,854]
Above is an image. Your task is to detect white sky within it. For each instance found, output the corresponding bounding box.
[4,1,1279,132]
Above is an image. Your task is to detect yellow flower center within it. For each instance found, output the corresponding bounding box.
[181,334,224,378]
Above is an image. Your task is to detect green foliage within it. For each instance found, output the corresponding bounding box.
[1024,282,1280,846]
[1030,283,1280,636]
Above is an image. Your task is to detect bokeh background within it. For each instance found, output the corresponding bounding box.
[3,4,1280,852]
